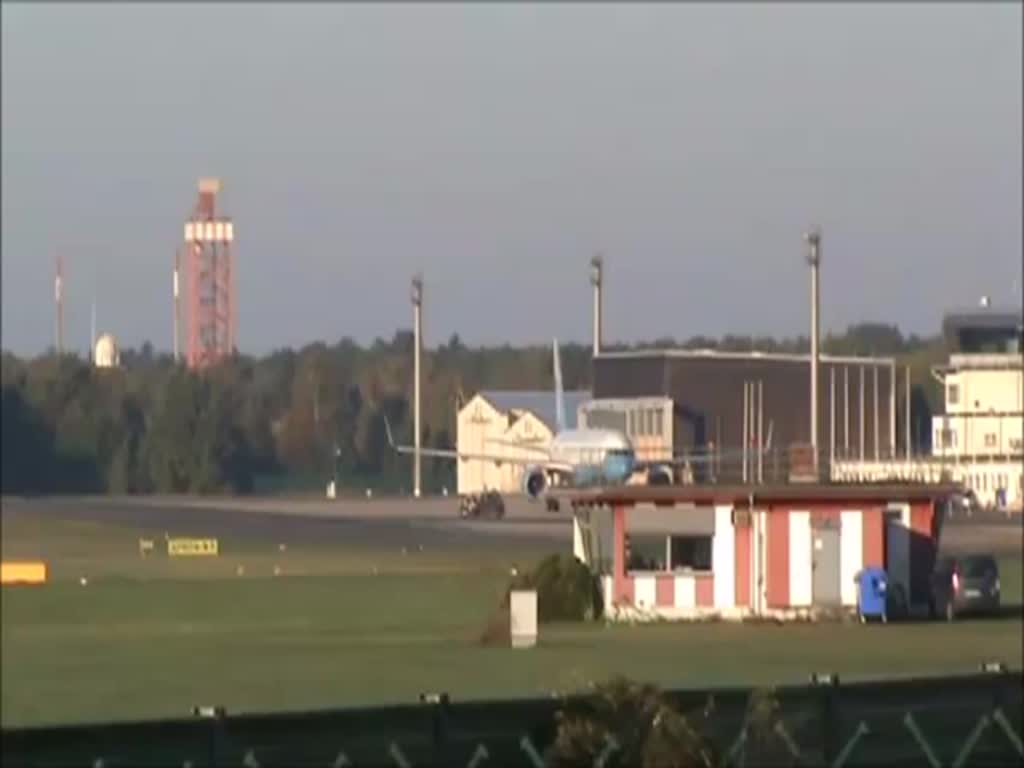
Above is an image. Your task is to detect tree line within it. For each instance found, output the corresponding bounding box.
[1,323,946,496]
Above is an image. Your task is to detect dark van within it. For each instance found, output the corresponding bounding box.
[930,554,1001,620]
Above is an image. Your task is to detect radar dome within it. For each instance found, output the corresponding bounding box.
[93,333,120,368]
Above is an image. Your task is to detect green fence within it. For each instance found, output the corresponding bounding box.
[3,671,1021,767]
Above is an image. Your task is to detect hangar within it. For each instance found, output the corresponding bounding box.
[589,349,903,480]
[569,482,955,621]
[456,390,589,496]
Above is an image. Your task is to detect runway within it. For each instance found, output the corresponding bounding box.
[2,494,1019,556]
[0,494,572,554]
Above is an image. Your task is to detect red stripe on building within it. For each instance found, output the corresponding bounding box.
[734,522,751,607]
[766,508,789,607]
[655,574,675,607]
[695,574,714,607]
[862,506,884,568]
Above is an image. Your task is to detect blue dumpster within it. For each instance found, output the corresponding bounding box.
[856,566,889,623]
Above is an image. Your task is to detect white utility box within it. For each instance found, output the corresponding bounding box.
[510,590,538,648]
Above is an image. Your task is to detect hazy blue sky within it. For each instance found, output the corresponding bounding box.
[2,3,1021,356]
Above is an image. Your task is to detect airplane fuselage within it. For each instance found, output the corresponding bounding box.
[548,428,635,486]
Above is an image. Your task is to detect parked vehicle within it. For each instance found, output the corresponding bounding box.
[458,491,506,520]
[929,554,1001,620]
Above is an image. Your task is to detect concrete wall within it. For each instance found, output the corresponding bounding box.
[833,458,1023,510]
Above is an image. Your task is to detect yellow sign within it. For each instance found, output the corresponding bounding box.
[167,538,219,557]
[1,561,48,585]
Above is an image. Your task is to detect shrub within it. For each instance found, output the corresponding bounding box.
[508,553,603,623]
[477,554,602,646]
[545,677,720,768]
[478,608,512,647]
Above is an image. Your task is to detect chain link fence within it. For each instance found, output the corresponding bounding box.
[3,671,1021,768]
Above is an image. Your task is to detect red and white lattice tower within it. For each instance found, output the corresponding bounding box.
[183,178,236,370]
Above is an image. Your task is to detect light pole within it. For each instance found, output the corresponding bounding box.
[334,442,341,490]
[804,229,822,475]
[590,253,603,357]
[411,274,423,499]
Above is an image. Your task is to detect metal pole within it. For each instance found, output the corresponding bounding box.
[889,360,896,459]
[750,381,757,483]
[805,230,821,474]
[873,365,880,460]
[830,366,836,470]
[757,380,764,484]
[412,275,423,499]
[591,254,603,358]
[905,364,912,460]
[843,366,850,456]
[859,366,866,460]
[745,382,753,483]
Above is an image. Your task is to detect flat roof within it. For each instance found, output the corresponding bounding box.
[559,482,962,507]
[595,348,896,366]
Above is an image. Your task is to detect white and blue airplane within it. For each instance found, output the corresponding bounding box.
[384,340,677,502]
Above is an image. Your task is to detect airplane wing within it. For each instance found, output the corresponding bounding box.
[383,417,573,473]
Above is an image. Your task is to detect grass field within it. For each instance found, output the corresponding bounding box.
[2,508,1022,728]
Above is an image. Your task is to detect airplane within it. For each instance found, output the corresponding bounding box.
[383,339,679,503]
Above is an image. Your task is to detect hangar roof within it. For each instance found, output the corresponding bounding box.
[595,348,896,366]
[477,390,590,430]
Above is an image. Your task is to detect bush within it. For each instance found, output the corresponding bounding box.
[477,554,602,646]
[478,608,512,647]
[545,677,720,768]
[508,553,604,623]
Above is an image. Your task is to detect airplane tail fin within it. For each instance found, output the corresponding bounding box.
[553,338,566,433]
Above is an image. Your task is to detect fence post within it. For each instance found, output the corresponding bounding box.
[809,675,840,765]
[422,693,450,767]
[821,682,838,765]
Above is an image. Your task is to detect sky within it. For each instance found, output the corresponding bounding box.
[2,2,1021,357]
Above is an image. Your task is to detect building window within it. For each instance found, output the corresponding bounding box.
[947,383,960,405]
[939,429,955,448]
[625,534,666,571]
[670,536,713,571]
[653,409,664,437]
[984,433,997,448]
[625,534,714,573]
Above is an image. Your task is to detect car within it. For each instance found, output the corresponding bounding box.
[929,554,1001,620]
[458,491,506,520]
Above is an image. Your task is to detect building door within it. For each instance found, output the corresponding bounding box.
[811,518,841,606]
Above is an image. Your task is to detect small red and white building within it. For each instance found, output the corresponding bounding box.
[568,483,958,621]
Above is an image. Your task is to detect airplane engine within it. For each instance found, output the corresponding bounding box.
[646,465,674,486]
[521,465,548,500]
